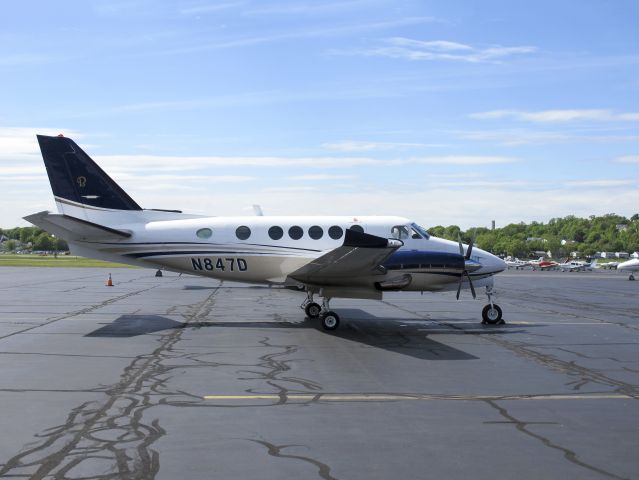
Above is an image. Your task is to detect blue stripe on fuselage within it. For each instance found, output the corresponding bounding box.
[383,250,464,271]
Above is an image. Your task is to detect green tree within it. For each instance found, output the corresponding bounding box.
[33,232,53,251]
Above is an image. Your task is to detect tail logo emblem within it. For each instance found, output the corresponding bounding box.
[77,176,87,188]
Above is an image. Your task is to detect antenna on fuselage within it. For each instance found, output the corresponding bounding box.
[252,205,264,216]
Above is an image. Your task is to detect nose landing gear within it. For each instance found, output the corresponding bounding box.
[482,286,504,325]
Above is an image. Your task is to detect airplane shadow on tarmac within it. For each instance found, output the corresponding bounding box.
[84,309,529,361]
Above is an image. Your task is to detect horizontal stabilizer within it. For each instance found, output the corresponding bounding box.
[24,211,131,242]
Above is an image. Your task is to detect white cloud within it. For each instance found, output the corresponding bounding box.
[412,155,516,165]
[287,174,355,181]
[565,180,636,188]
[459,129,639,146]
[97,154,386,171]
[333,37,537,63]
[322,141,445,151]
[470,109,639,123]
[616,155,639,163]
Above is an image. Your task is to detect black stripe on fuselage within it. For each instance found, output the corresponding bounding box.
[90,241,321,252]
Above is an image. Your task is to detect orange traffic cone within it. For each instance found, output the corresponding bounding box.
[106,273,113,287]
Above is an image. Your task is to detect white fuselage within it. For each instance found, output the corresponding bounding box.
[618,258,639,273]
[67,213,506,293]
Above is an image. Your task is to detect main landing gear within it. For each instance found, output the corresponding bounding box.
[629,273,635,281]
[482,286,504,325]
[301,291,340,330]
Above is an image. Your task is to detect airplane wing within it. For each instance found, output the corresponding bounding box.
[24,211,132,242]
[288,229,403,285]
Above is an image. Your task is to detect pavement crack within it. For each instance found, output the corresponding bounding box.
[0,287,219,480]
[248,438,339,480]
[484,400,631,480]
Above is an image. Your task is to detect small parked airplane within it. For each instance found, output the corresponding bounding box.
[617,258,639,280]
[534,259,559,271]
[505,258,532,270]
[25,135,507,330]
[558,259,596,272]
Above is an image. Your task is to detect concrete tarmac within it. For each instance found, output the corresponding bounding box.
[0,267,637,479]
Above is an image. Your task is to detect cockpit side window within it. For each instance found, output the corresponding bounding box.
[410,227,422,239]
[391,225,410,240]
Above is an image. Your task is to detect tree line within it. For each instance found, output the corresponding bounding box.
[2,213,638,258]
[0,226,68,252]
[429,213,639,258]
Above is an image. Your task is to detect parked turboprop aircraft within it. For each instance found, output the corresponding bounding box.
[25,135,507,330]
[617,258,639,280]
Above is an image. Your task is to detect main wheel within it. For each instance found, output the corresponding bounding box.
[305,302,322,318]
[482,304,503,325]
[630,274,635,281]
[321,311,340,331]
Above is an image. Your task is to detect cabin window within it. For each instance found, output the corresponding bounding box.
[288,226,303,240]
[268,226,283,240]
[328,225,343,240]
[349,225,364,233]
[235,226,251,240]
[308,225,323,240]
[196,228,212,239]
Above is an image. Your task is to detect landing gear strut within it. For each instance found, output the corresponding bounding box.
[300,291,340,330]
[482,286,504,325]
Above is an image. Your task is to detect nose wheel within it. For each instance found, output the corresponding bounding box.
[482,286,505,325]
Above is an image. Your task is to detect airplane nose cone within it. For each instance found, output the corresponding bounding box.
[476,249,506,274]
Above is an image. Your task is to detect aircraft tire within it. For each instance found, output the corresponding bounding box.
[630,274,635,281]
[482,304,503,325]
[321,311,340,331]
[305,302,322,318]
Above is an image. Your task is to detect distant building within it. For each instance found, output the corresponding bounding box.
[0,234,7,243]
[615,252,630,259]
[570,251,581,258]
[600,252,617,258]
[616,224,628,232]
[527,237,546,242]
[632,252,639,259]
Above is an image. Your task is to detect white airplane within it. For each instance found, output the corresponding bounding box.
[559,259,596,272]
[505,258,532,270]
[596,260,619,270]
[617,258,639,280]
[25,135,507,330]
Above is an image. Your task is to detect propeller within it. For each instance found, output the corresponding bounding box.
[456,234,477,300]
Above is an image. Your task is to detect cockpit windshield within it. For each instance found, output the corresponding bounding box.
[410,222,430,240]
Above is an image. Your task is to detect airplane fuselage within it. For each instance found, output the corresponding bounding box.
[68,215,505,296]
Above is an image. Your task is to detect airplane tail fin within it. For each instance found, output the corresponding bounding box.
[37,134,142,212]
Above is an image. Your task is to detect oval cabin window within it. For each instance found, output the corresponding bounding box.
[235,226,251,240]
[196,228,212,239]
[349,225,364,233]
[328,226,343,240]
[268,226,284,240]
[288,226,303,240]
[308,225,323,240]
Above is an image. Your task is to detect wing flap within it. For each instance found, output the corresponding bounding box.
[24,211,132,242]
[289,229,402,285]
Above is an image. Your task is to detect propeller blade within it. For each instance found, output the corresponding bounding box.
[467,271,476,299]
[457,233,464,256]
[466,237,474,260]
[456,274,463,300]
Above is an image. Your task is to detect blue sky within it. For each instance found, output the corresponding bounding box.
[1,0,638,228]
